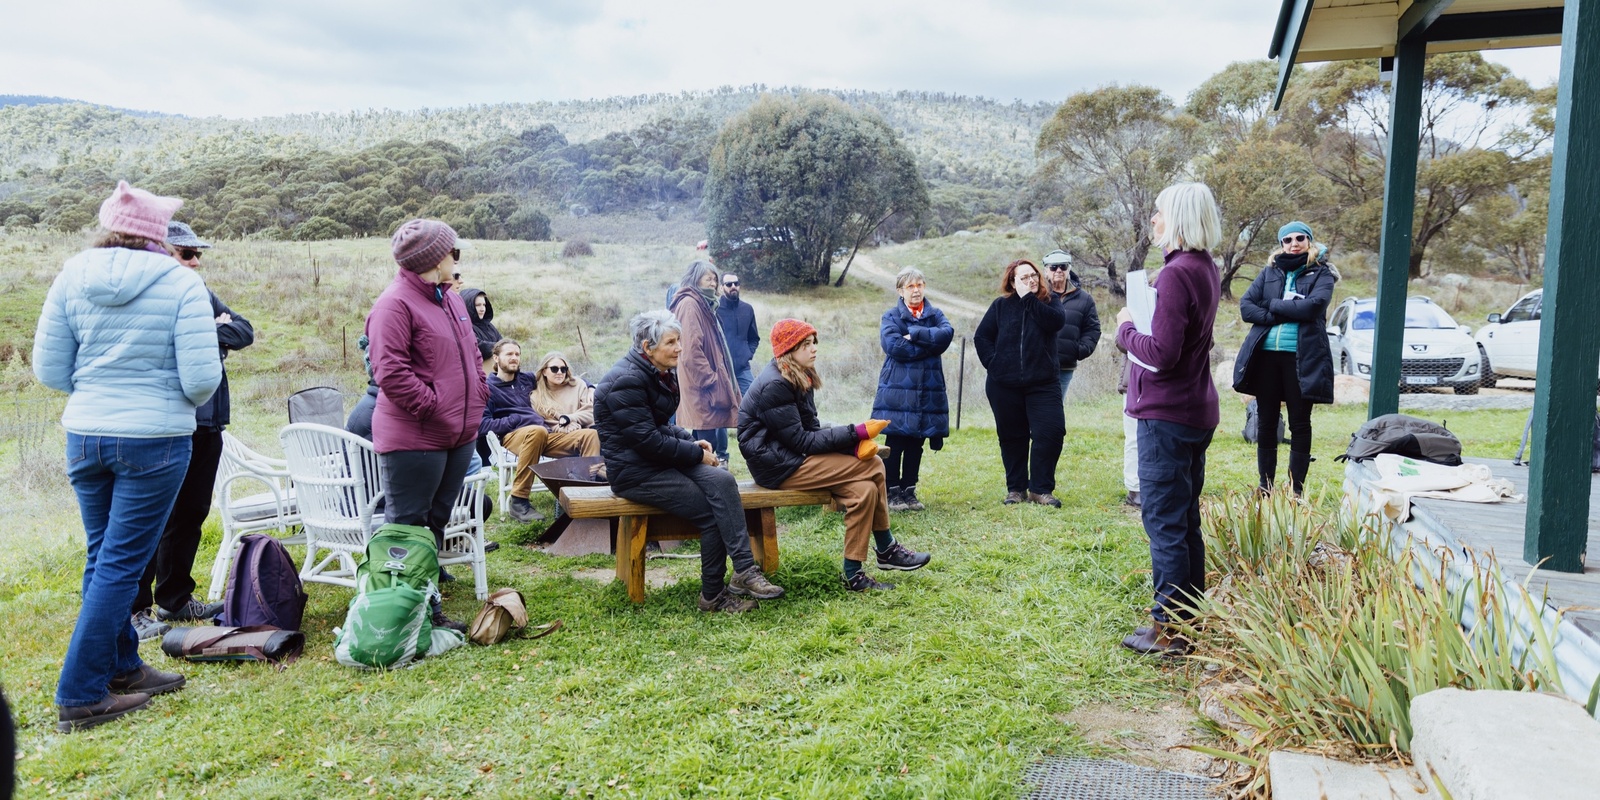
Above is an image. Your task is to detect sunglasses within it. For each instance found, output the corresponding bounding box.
[1047,264,1069,272]
[724,281,739,287]
[450,248,462,262]
[547,365,569,373]
[1281,234,1308,245]
[176,248,203,261]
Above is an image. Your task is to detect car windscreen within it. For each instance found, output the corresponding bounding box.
[1348,303,1457,330]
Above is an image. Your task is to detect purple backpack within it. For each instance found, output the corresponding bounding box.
[219,534,308,631]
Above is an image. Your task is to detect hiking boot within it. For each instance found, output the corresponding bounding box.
[886,487,909,512]
[728,567,785,599]
[509,496,545,523]
[698,589,758,613]
[876,542,931,572]
[483,540,500,554]
[1027,491,1062,508]
[431,609,468,633]
[108,664,186,696]
[156,597,223,622]
[57,692,151,733]
[438,568,457,583]
[131,609,170,643]
[1124,491,1142,508]
[900,486,926,511]
[1002,491,1025,505]
[844,572,895,592]
[1120,620,1192,657]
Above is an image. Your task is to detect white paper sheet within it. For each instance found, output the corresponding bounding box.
[1125,270,1159,373]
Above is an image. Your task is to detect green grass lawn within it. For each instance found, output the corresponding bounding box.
[0,229,1539,798]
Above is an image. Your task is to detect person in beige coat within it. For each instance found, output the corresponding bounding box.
[668,260,740,464]
[530,351,594,431]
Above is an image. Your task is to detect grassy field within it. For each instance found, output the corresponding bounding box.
[0,228,1539,798]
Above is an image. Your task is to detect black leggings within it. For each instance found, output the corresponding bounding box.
[1251,350,1314,493]
[883,434,925,490]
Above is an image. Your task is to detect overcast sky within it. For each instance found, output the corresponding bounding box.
[2,0,1561,119]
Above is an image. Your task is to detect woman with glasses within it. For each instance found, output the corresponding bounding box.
[365,219,488,633]
[1231,220,1338,496]
[531,352,595,432]
[871,266,954,511]
[974,259,1067,507]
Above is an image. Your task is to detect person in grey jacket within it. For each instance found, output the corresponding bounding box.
[33,181,221,733]
[129,222,254,642]
[1042,250,1101,401]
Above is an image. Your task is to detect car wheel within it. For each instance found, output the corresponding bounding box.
[1477,346,1497,389]
[1340,354,1352,376]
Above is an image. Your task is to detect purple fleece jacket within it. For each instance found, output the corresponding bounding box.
[1116,248,1221,430]
[366,270,489,453]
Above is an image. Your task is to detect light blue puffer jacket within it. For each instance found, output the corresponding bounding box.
[33,247,222,437]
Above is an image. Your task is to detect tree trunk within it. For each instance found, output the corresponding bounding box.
[1220,259,1244,300]
[1408,250,1426,280]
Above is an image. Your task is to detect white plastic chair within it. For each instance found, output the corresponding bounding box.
[205,432,302,601]
[280,423,384,589]
[441,470,491,600]
[484,430,550,520]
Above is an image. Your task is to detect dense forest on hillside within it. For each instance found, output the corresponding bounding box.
[0,86,1046,241]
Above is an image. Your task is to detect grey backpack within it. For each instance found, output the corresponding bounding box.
[1335,414,1463,466]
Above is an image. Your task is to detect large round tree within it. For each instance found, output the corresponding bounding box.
[706,94,928,287]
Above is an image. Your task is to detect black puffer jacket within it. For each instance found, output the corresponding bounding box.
[594,350,705,491]
[737,361,859,489]
[1232,251,1338,404]
[974,291,1066,387]
[461,287,501,360]
[1051,275,1101,371]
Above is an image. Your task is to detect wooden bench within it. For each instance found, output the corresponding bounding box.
[560,481,835,602]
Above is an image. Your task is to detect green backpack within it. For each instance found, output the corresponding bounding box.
[333,524,463,670]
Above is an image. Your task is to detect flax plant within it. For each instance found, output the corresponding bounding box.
[1186,489,1568,797]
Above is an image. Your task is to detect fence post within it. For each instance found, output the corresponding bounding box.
[956,335,966,430]
[342,325,348,368]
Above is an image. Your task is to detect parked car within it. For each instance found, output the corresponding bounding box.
[1475,288,1541,386]
[1326,296,1482,394]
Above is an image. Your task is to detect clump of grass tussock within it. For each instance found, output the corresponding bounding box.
[1185,489,1570,798]
[560,238,594,258]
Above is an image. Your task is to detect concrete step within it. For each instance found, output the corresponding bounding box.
[1269,752,1439,799]
[1411,688,1600,800]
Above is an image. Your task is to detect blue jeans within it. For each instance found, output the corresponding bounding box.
[1135,418,1213,623]
[1057,369,1075,400]
[734,363,755,396]
[59,434,192,707]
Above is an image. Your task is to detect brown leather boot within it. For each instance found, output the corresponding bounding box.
[1120,619,1192,656]
[57,692,152,733]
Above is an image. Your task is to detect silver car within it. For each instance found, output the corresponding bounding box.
[1327,297,1481,394]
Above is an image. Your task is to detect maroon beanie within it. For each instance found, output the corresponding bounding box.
[391,219,458,274]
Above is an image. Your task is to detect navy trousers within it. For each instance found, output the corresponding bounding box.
[1136,418,1214,623]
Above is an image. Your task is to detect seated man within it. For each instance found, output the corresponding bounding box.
[483,339,600,523]
[594,310,783,612]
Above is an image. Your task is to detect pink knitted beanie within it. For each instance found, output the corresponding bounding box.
[98,180,183,241]
[391,219,458,274]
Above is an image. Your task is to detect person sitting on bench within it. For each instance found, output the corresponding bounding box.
[738,319,932,592]
[482,338,600,523]
[593,310,784,613]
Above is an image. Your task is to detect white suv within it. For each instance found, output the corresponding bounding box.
[1474,289,1541,386]
[1327,297,1481,394]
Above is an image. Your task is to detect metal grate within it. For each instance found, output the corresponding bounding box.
[1022,756,1217,800]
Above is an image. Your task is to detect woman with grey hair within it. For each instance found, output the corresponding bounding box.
[668,260,741,465]
[871,266,954,511]
[593,310,783,612]
[1114,181,1224,657]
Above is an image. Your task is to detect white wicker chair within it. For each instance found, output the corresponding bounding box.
[484,430,549,520]
[280,423,384,589]
[441,470,491,600]
[205,432,302,601]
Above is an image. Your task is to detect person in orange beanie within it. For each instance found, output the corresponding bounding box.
[737,319,931,591]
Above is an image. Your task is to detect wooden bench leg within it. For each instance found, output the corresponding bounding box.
[621,515,649,603]
[746,507,779,574]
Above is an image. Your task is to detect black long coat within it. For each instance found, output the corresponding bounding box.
[1232,254,1338,404]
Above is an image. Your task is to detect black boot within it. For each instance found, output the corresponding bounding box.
[1288,450,1313,497]
[1256,444,1278,494]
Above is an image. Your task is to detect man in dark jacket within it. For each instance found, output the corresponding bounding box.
[595,310,784,612]
[715,273,761,394]
[130,222,254,641]
[1043,250,1101,401]
[482,339,598,523]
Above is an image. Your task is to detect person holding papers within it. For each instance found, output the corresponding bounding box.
[1231,221,1337,497]
[1114,183,1223,657]
[974,259,1067,507]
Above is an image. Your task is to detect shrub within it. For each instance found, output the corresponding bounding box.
[561,238,594,258]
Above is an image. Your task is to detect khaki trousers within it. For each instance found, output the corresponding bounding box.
[779,453,890,562]
[504,426,600,498]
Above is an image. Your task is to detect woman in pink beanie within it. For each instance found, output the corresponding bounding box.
[33,180,222,732]
[363,219,489,632]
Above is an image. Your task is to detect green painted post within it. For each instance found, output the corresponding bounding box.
[1368,37,1425,418]
[1525,0,1600,573]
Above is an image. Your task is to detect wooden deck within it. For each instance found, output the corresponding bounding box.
[1405,458,1600,639]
